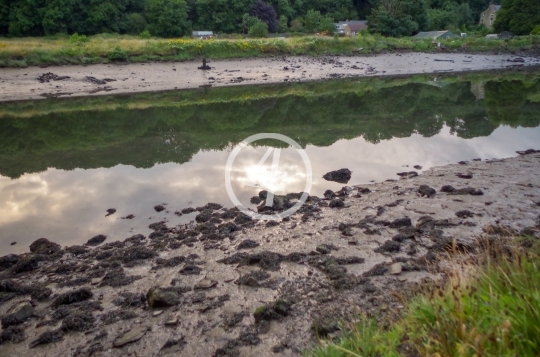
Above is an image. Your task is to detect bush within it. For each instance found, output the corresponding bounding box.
[532,25,540,35]
[248,19,268,38]
[140,30,152,39]
[124,13,147,35]
[107,46,128,62]
[69,33,89,44]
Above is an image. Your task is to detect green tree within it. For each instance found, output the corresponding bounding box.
[248,17,269,36]
[196,0,256,33]
[122,13,147,34]
[146,0,190,37]
[494,0,540,35]
[290,17,303,31]
[368,0,428,37]
[304,9,321,32]
[318,15,336,33]
[278,14,288,32]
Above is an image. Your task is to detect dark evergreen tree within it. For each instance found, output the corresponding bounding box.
[249,1,278,32]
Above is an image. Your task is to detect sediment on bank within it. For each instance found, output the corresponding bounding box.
[0,150,539,356]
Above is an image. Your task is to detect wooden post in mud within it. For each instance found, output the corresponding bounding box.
[203,58,207,68]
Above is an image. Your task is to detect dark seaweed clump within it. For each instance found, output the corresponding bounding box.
[52,288,93,308]
[61,311,95,332]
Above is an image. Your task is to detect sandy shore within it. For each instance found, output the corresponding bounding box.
[0,150,539,356]
[1,52,540,102]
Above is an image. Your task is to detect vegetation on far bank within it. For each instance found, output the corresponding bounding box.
[1,32,539,68]
[308,236,540,357]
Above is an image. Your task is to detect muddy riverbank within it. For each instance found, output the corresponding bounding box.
[0,150,539,357]
[1,52,540,102]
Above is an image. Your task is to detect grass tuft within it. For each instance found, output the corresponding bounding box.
[308,238,540,357]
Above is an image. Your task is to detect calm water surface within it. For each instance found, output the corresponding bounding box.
[1,72,540,253]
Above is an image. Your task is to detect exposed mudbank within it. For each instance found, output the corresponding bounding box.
[0,151,539,356]
[1,53,540,102]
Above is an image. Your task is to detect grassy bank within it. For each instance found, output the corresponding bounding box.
[0,33,540,68]
[308,237,540,357]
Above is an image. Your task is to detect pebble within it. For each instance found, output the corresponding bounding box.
[152,310,164,317]
[390,263,402,275]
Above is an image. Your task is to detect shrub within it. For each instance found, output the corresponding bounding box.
[248,19,269,38]
[69,33,89,44]
[107,46,128,62]
[532,25,540,35]
[140,30,152,39]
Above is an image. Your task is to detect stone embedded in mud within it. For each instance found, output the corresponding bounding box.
[316,244,338,255]
[194,278,217,290]
[329,199,345,208]
[180,264,202,275]
[418,185,436,198]
[113,326,148,348]
[441,185,456,192]
[52,288,93,309]
[456,173,473,179]
[1,301,34,328]
[253,299,291,322]
[147,287,181,308]
[389,217,412,228]
[29,330,64,348]
[448,187,484,196]
[86,234,107,246]
[105,208,116,217]
[29,238,61,255]
[237,239,259,250]
[112,292,146,308]
[0,254,19,271]
[160,338,186,354]
[0,326,26,344]
[374,240,401,253]
[61,311,95,332]
[362,263,388,277]
[236,270,271,287]
[456,210,475,218]
[154,204,166,212]
[323,168,352,183]
[181,207,196,214]
[323,190,336,199]
[196,210,213,223]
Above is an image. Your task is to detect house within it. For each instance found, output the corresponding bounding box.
[192,31,213,39]
[335,20,368,36]
[414,31,454,40]
[480,5,501,27]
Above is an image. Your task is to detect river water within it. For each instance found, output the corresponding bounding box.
[1,71,539,253]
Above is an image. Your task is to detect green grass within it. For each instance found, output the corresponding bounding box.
[0,33,539,68]
[308,238,540,357]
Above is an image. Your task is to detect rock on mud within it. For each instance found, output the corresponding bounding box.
[418,185,436,197]
[86,234,107,246]
[113,326,148,348]
[323,169,352,183]
[146,287,181,307]
[29,238,61,255]
[1,301,34,328]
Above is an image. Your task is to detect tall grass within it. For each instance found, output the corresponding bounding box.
[308,237,540,357]
[0,33,539,68]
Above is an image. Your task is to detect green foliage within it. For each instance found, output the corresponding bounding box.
[248,18,269,37]
[277,14,288,32]
[368,0,428,37]
[146,0,190,37]
[290,18,304,32]
[318,16,336,34]
[304,10,321,32]
[107,46,128,61]
[494,0,540,35]
[532,25,540,35]
[69,33,89,43]
[139,29,151,38]
[123,13,147,35]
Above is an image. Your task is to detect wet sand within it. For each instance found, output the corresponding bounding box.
[1,53,540,102]
[0,150,539,357]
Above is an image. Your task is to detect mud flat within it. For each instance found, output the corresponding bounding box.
[0,150,539,357]
[1,52,540,102]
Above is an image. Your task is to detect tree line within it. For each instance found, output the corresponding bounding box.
[0,0,537,38]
